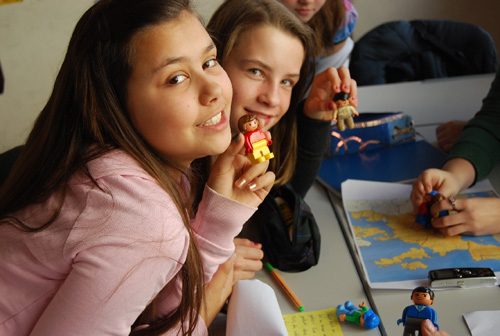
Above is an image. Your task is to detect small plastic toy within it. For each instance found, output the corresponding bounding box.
[331,92,359,131]
[238,114,274,165]
[415,190,449,228]
[397,286,439,336]
[336,301,380,329]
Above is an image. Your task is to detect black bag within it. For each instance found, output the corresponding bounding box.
[257,184,321,272]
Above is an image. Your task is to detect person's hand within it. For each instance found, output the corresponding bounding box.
[421,319,451,336]
[208,134,275,208]
[436,120,467,152]
[200,254,236,326]
[303,66,358,121]
[410,168,462,214]
[411,159,476,215]
[233,238,264,282]
[430,196,500,236]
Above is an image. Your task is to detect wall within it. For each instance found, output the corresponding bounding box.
[1,0,498,152]
[0,0,93,152]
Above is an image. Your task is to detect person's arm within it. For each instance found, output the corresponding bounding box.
[30,175,196,335]
[290,106,331,198]
[447,69,500,183]
[191,185,257,282]
[291,66,357,197]
[192,135,273,282]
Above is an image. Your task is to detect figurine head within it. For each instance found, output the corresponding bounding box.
[238,114,260,133]
[429,191,445,206]
[333,92,350,107]
[410,286,435,306]
[361,309,380,329]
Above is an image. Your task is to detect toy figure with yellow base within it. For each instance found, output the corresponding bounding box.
[238,114,274,165]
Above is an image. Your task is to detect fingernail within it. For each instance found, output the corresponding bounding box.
[334,85,340,91]
[236,179,246,189]
[343,85,350,91]
[248,183,257,191]
[423,319,437,333]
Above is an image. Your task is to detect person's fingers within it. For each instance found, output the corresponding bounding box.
[234,159,270,190]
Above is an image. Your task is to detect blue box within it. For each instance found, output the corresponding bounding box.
[329,112,416,156]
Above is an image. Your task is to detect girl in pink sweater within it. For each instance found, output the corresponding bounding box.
[0,0,274,335]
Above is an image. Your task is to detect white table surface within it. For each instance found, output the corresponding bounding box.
[255,73,500,336]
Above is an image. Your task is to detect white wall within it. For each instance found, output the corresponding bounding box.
[0,0,93,152]
[1,0,498,152]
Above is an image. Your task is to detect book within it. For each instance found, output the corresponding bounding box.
[317,140,447,195]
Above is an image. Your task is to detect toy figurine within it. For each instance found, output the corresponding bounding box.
[331,92,359,131]
[238,114,274,165]
[415,191,449,228]
[397,286,439,336]
[336,301,380,329]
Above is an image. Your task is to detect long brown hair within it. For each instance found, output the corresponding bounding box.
[308,0,346,56]
[0,0,203,334]
[207,0,316,187]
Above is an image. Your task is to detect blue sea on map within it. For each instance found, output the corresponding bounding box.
[346,191,500,284]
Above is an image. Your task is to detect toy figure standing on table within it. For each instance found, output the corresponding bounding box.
[238,114,274,165]
[337,301,380,329]
[397,286,439,336]
[332,91,359,131]
[416,191,449,228]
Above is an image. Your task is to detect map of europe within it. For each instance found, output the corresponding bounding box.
[342,181,500,288]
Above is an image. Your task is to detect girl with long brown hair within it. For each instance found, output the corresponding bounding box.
[0,0,274,334]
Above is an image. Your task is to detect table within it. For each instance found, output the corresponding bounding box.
[254,182,382,335]
[254,73,500,336]
[356,73,495,127]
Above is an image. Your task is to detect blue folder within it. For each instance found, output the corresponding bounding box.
[317,140,447,195]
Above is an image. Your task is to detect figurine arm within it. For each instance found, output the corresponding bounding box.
[397,306,409,325]
[350,106,359,116]
[256,130,272,146]
[430,308,439,330]
[332,109,338,120]
[243,134,254,154]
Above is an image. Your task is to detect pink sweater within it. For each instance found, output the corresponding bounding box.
[0,150,256,335]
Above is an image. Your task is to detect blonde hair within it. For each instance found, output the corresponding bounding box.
[308,0,346,55]
[207,0,316,186]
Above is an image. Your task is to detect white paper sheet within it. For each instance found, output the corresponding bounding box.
[226,279,288,336]
[463,310,500,336]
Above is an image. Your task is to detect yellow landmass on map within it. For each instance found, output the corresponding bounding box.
[351,210,500,263]
[374,247,430,268]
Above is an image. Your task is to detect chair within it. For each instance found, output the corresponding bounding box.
[350,20,499,86]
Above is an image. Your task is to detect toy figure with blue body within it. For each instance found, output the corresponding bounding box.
[336,300,380,329]
[415,191,449,228]
[397,286,439,336]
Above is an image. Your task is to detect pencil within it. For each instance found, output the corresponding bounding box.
[265,262,305,312]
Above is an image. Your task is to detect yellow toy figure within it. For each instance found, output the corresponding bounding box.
[332,92,359,131]
[238,114,274,165]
